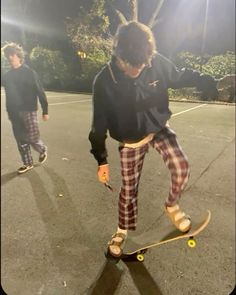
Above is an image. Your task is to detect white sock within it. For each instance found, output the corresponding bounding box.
[117,227,128,236]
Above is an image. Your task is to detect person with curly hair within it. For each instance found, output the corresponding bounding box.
[2,42,49,174]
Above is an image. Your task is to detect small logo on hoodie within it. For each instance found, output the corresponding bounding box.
[149,80,159,87]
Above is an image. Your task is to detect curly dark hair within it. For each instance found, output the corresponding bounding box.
[113,21,157,66]
[2,42,24,62]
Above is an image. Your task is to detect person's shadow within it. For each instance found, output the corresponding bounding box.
[3,167,165,294]
[123,260,163,295]
[121,230,180,295]
[1,163,42,186]
[86,229,181,294]
[1,171,18,186]
[85,259,124,295]
[22,166,100,292]
[85,256,163,295]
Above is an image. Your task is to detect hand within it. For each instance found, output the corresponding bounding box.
[97,164,109,183]
[42,114,49,121]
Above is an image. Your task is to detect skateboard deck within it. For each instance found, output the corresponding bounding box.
[120,210,211,261]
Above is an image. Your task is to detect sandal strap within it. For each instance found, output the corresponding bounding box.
[107,232,126,247]
[165,205,191,228]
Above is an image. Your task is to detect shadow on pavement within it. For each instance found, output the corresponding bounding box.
[16,167,169,294]
[1,163,44,186]
[85,259,124,295]
[85,254,163,295]
[23,167,95,290]
[1,171,18,186]
[123,260,163,295]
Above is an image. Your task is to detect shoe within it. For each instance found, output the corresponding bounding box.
[165,204,191,233]
[107,232,127,257]
[17,165,33,174]
[39,152,47,164]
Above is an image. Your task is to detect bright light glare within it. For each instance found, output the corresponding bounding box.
[1,15,62,37]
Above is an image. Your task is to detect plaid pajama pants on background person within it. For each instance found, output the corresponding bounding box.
[118,127,190,230]
[9,111,47,166]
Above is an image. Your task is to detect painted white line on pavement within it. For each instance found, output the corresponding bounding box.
[49,101,207,114]
[49,99,90,106]
[46,94,84,97]
[172,103,207,117]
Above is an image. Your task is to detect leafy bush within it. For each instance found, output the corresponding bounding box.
[30,46,72,89]
[66,0,111,91]
[176,51,204,71]
[66,0,112,58]
[78,48,109,91]
[202,52,235,78]
[175,51,235,78]
[169,51,235,100]
[168,87,198,99]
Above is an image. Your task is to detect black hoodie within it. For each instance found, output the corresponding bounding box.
[89,53,218,165]
[2,64,48,115]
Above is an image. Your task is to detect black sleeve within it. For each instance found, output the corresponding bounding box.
[33,71,48,115]
[159,55,219,99]
[88,75,108,165]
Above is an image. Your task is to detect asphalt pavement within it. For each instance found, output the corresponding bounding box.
[1,90,235,295]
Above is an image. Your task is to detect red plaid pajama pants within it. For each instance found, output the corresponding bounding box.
[118,127,190,230]
[10,111,47,166]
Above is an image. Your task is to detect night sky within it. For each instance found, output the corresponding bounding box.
[1,0,235,57]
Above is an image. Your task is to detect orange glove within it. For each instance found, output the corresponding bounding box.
[97,164,110,183]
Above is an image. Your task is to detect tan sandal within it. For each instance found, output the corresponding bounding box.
[107,232,127,257]
[165,205,191,233]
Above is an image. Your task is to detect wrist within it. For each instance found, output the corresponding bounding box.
[98,159,108,165]
[99,163,109,167]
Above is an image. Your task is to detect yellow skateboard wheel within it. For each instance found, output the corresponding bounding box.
[187,238,196,248]
[136,254,145,262]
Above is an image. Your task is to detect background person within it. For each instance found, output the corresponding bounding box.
[2,42,49,174]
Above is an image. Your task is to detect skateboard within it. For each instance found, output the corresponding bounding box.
[120,210,211,262]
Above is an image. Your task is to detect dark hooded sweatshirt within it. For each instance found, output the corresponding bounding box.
[89,53,218,165]
[2,64,48,116]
